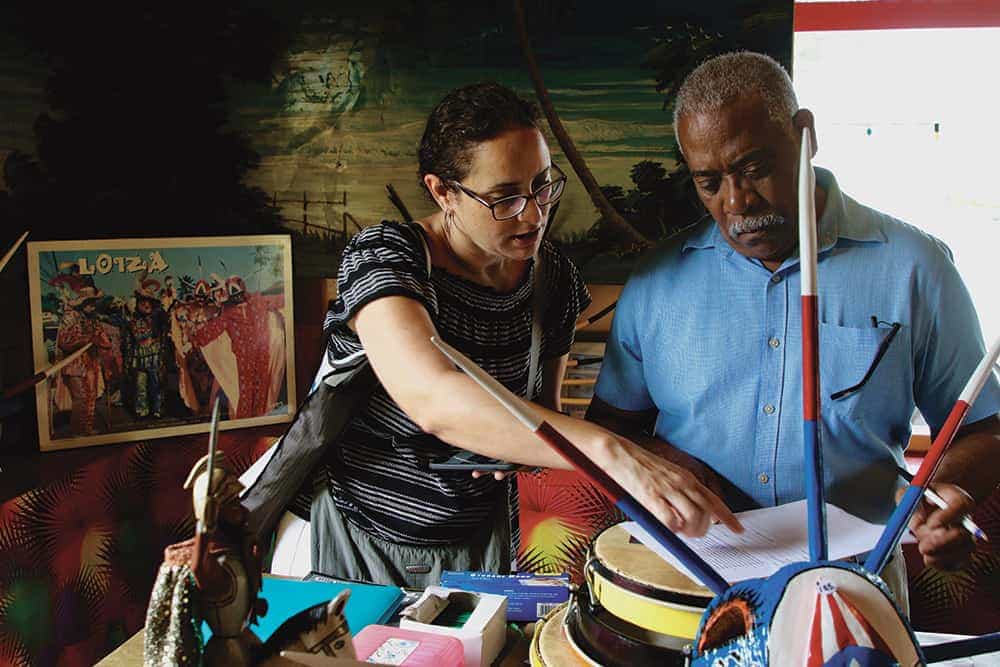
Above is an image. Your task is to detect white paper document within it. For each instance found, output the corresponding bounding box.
[624,500,891,584]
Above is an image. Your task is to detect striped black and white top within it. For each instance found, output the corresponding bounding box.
[306,220,590,548]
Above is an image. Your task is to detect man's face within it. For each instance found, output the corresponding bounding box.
[137,298,153,314]
[678,96,804,266]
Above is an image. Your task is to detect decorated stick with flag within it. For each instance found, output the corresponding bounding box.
[0,231,28,275]
[866,335,1000,576]
[799,127,827,561]
[3,342,93,399]
[430,335,730,595]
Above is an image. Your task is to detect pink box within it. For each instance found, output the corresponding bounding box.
[354,625,465,667]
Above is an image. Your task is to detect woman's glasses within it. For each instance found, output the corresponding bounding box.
[450,164,567,221]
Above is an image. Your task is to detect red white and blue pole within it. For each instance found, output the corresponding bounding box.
[799,127,827,561]
[430,335,731,595]
[865,336,1000,575]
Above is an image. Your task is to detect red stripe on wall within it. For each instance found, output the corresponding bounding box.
[795,1,1000,32]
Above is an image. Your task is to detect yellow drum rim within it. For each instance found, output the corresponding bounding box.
[590,567,705,639]
[529,602,567,667]
[529,615,546,667]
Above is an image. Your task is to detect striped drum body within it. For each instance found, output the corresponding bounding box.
[565,582,690,666]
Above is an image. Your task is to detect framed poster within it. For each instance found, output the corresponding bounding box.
[26,235,296,451]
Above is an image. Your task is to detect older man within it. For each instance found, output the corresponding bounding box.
[588,52,1000,609]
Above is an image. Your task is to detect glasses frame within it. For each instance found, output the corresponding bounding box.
[449,164,567,221]
[829,318,902,401]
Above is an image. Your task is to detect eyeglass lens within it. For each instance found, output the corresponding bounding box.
[493,179,565,220]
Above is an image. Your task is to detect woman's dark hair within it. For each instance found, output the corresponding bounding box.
[418,82,541,198]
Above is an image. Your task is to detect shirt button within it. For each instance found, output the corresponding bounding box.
[768,337,780,349]
[763,403,775,415]
[770,273,782,284]
[759,473,770,484]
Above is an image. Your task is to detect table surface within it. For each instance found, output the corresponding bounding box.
[97,625,531,666]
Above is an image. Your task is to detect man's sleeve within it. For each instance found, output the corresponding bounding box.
[913,241,1000,431]
[593,274,655,412]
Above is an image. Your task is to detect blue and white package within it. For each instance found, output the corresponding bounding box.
[438,571,570,622]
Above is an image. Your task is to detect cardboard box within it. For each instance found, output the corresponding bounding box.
[438,571,570,622]
[399,586,507,667]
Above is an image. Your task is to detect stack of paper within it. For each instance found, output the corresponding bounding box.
[625,500,889,583]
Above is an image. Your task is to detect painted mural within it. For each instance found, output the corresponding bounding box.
[222,0,794,279]
[0,1,791,280]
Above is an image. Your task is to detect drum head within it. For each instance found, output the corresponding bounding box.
[530,603,591,667]
[592,523,712,599]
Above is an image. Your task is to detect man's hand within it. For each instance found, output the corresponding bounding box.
[898,482,977,570]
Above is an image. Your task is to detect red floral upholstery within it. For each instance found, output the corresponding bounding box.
[0,429,279,666]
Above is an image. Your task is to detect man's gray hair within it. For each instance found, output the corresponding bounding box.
[673,51,798,149]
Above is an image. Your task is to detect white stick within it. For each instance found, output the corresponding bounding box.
[0,231,29,275]
[430,336,542,431]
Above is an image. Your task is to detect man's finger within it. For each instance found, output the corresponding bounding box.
[923,487,975,530]
[922,499,970,530]
[919,525,973,556]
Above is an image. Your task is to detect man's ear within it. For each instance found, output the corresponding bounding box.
[423,173,453,211]
[793,108,818,158]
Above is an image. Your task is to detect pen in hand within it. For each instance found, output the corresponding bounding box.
[896,466,988,542]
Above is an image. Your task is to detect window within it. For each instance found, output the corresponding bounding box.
[794,4,999,346]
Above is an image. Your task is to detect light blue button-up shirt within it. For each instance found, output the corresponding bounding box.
[595,168,1000,523]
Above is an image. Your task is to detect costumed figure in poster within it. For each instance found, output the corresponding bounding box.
[169,278,220,415]
[48,260,95,300]
[191,275,286,420]
[98,297,127,407]
[160,275,177,312]
[123,277,169,418]
[54,285,112,435]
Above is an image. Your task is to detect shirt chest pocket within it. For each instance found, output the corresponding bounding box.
[818,321,912,424]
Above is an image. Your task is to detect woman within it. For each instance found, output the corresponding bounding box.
[292,82,738,586]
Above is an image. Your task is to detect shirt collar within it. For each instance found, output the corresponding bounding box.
[815,166,886,249]
[679,166,885,255]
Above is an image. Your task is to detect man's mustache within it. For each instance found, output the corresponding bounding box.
[729,214,786,237]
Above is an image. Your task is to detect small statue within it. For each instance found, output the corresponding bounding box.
[144,399,267,666]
